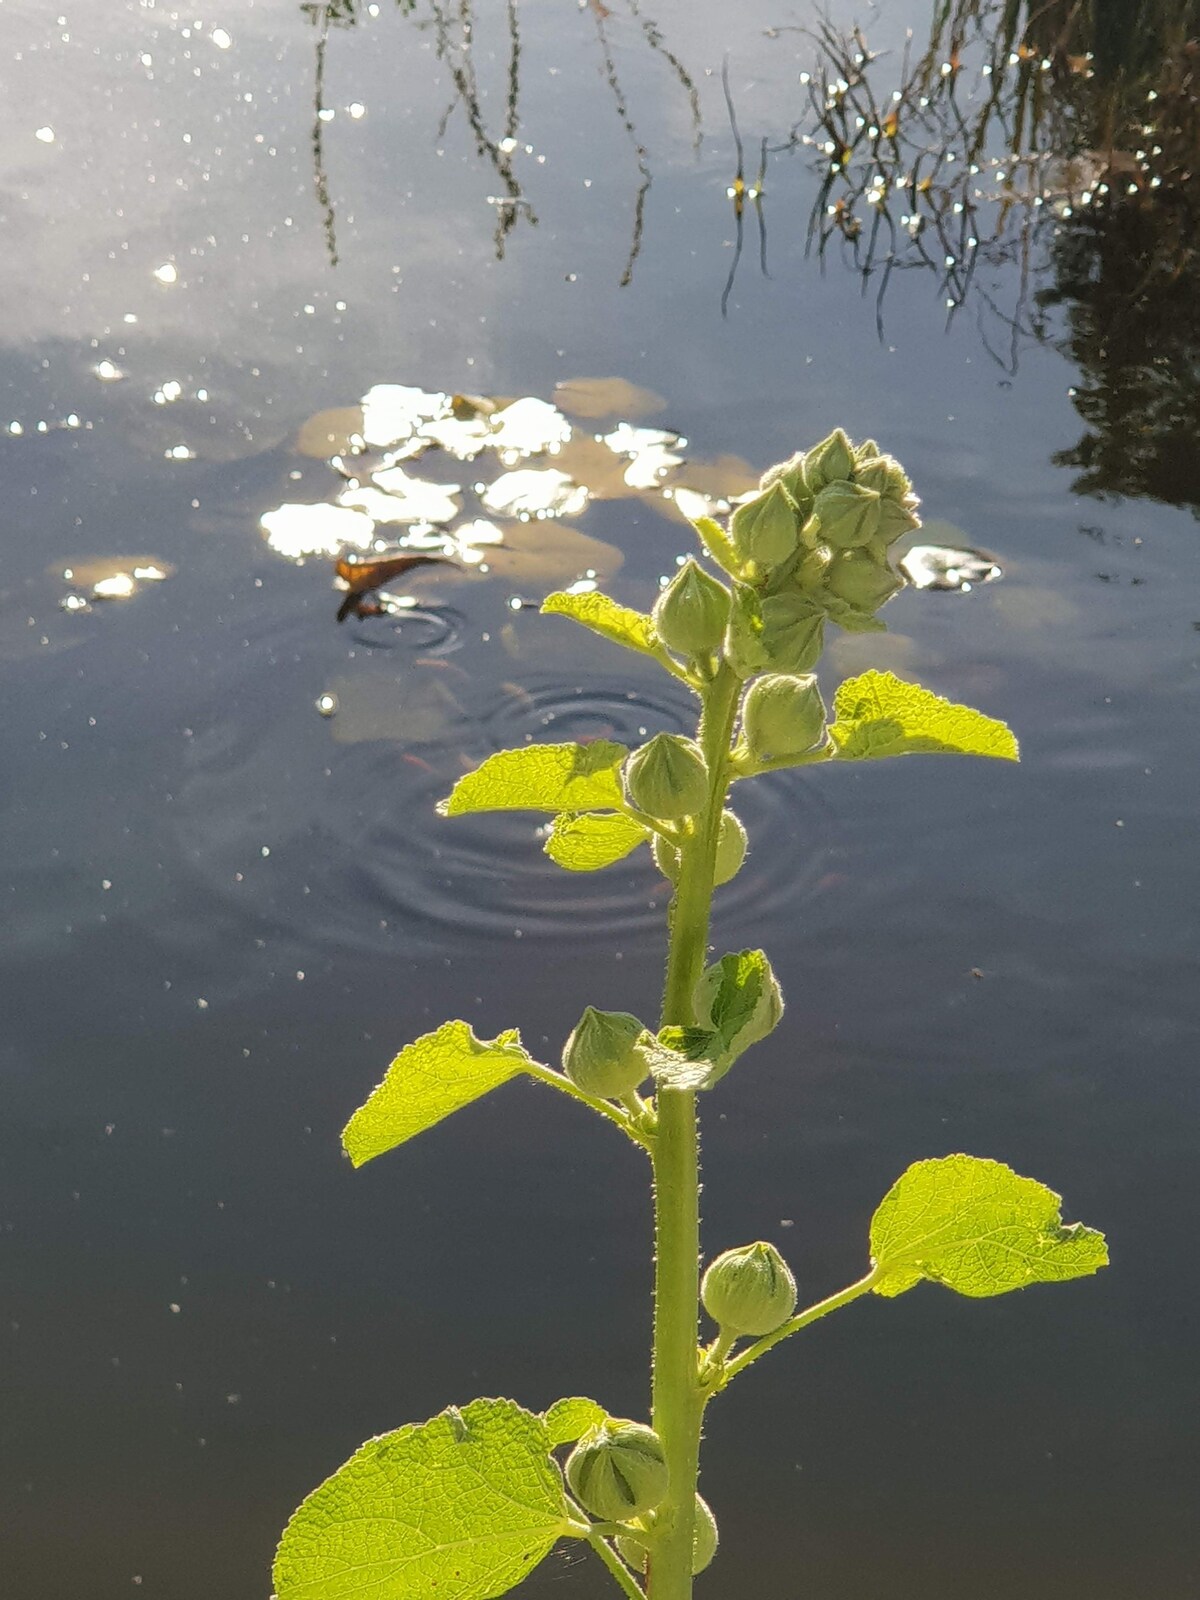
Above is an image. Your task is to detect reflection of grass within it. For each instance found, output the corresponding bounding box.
[301,0,701,281]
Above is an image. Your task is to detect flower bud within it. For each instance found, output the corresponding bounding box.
[741,673,827,762]
[565,1421,669,1523]
[615,1495,718,1576]
[652,810,747,888]
[759,450,811,509]
[875,494,922,544]
[730,482,800,570]
[812,480,882,550]
[802,428,855,494]
[854,437,881,464]
[758,591,825,673]
[693,950,783,1058]
[652,558,730,658]
[563,1007,650,1099]
[702,1241,797,1336]
[823,551,903,614]
[624,734,709,822]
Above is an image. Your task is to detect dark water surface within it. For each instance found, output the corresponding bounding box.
[2,2,1199,1596]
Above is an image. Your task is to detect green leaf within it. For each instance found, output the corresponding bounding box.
[541,591,660,658]
[870,1155,1109,1299]
[693,949,783,1084]
[828,670,1019,761]
[644,955,784,1092]
[544,811,650,871]
[439,742,629,817]
[543,1397,609,1449]
[690,514,741,576]
[642,1029,717,1092]
[274,1398,571,1600]
[342,1022,537,1166]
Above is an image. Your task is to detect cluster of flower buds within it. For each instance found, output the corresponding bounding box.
[718,429,920,677]
[565,1420,670,1523]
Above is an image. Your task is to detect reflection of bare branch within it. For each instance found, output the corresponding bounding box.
[720,59,769,318]
[429,0,535,258]
[625,0,703,153]
[589,2,651,288]
[303,0,700,282]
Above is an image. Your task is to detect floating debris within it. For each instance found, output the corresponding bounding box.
[56,555,174,610]
[900,543,1002,592]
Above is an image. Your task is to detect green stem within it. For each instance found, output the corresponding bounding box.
[648,666,741,1600]
[525,1065,654,1153]
[709,1268,880,1394]
[586,1531,646,1600]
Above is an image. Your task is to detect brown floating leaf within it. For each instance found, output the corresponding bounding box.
[335,553,458,623]
[295,406,366,459]
[553,376,668,421]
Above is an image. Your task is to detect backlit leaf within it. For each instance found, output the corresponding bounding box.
[439,742,629,816]
[829,670,1018,761]
[274,1398,570,1600]
[870,1155,1109,1299]
[541,590,660,658]
[693,949,783,1084]
[342,1022,537,1166]
[544,811,650,871]
[543,1397,609,1449]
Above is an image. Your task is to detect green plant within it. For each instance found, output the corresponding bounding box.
[273,432,1107,1600]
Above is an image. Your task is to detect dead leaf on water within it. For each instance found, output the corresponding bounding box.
[325,671,472,746]
[461,516,622,586]
[295,406,366,459]
[553,376,668,420]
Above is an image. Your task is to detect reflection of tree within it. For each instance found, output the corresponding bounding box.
[301,0,701,282]
[771,0,1200,512]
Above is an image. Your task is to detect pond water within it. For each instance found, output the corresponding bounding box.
[2,2,1198,1596]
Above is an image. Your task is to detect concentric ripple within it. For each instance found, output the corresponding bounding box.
[343,601,466,655]
[169,625,840,965]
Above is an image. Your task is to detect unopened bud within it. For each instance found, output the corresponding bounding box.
[759,450,811,508]
[624,734,709,821]
[563,1007,650,1099]
[802,428,855,493]
[730,482,800,570]
[741,673,827,761]
[759,591,825,672]
[812,480,882,549]
[652,810,747,888]
[876,494,922,544]
[824,551,903,614]
[653,558,730,658]
[702,1241,797,1337]
[565,1421,669,1523]
[615,1495,718,1576]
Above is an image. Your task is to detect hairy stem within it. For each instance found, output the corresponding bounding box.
[649,666,741,1600]
[587,1530,646,1600]
[710,1267,881,1393]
